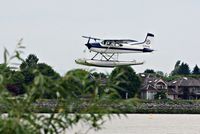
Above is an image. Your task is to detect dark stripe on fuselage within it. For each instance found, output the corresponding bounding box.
[89,43,153,52]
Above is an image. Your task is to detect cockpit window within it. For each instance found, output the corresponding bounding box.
[102,41,111,45]
[106,42,111,45]
[101,40,106,45]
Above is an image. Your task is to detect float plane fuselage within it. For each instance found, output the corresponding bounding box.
[75,33,154,67]
[85,33,154,54]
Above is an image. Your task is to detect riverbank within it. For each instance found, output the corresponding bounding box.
[31,99,200,114]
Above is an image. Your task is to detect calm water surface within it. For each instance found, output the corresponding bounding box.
[66,114,200,134]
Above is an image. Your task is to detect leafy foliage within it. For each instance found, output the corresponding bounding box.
[155,71,165,77]
[171,61,190,75]
[0,42,122,134]
[61,69,119,99]
[20,54,39,84]
[92,72,107,79]
[37,63,60,80]
[192,65,200,75]
[154,90,167,100]
[144,69,155,74]
[110,66,141,99]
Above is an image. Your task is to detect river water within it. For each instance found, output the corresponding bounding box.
[66,114,200,134]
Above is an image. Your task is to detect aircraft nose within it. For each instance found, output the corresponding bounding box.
[85,43,92,49]
[143,48,154,52]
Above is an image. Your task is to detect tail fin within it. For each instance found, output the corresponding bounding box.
[144,33,154,47]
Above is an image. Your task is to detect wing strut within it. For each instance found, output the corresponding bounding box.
[91,52,115,61]
[91,52,99,60]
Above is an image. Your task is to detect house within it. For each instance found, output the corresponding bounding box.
[167,88,178,100]
[168,77,200,100]
[139,74,168,100]
[139,74,200,100]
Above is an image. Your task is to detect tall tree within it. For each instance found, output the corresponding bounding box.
[62,69,93,97]
[154,90,167,100]
[62,69,117,99]
[156,71,164,77]
[171,60,181,75]
[20,54,60,84]
[178,63,190,75]
[192,65,200,75]
[109,66,141,99]
[20,54,38,70]
[171,61,190,75]
[20,54,39,84]
[37,63,60,80]
[144,69,155,74]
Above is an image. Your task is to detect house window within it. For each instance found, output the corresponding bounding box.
[192,88,200,93]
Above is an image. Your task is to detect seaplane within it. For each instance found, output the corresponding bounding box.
[75,33,154,67]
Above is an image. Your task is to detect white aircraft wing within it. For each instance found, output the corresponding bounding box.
[103,39,138,44]
[82,36,101,41]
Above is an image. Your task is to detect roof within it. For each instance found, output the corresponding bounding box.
[140,74,167,90]
[168,77,200,87]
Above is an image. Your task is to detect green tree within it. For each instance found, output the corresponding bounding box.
[6,71,25,95]
[192,65,200,75]
[109,66,141,99]
[92,72,107,79]
[0,64,12,85]
[0,44,114,134]
[144,69,155,74]
[0,64,25,95]
[66,69,90,79]
[18,54,61,98]
[20,54,61,84]
[171,61,190,75]
[154,90,167,100]
[20,54,38,70]
[156,71,164,77]
[178,63,190,75]
[0,69,108,133]
[20,54,39,84]
[62,69,92,97]
[62,69,119,99]
[171,60,181,75]
[37,63,60,80]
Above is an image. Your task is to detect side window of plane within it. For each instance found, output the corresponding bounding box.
[111,42,115,46]
[116,42,123,47]
[106,42,111,46]
[101,41,106,45]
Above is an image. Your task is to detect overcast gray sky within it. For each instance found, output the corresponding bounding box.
[0,0,200,75]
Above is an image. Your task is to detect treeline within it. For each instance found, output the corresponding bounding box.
[144,60,200,79]
[1,53,200,100]
[171,60,200,75]
[1,54,60,96]
[0,54,141,99]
